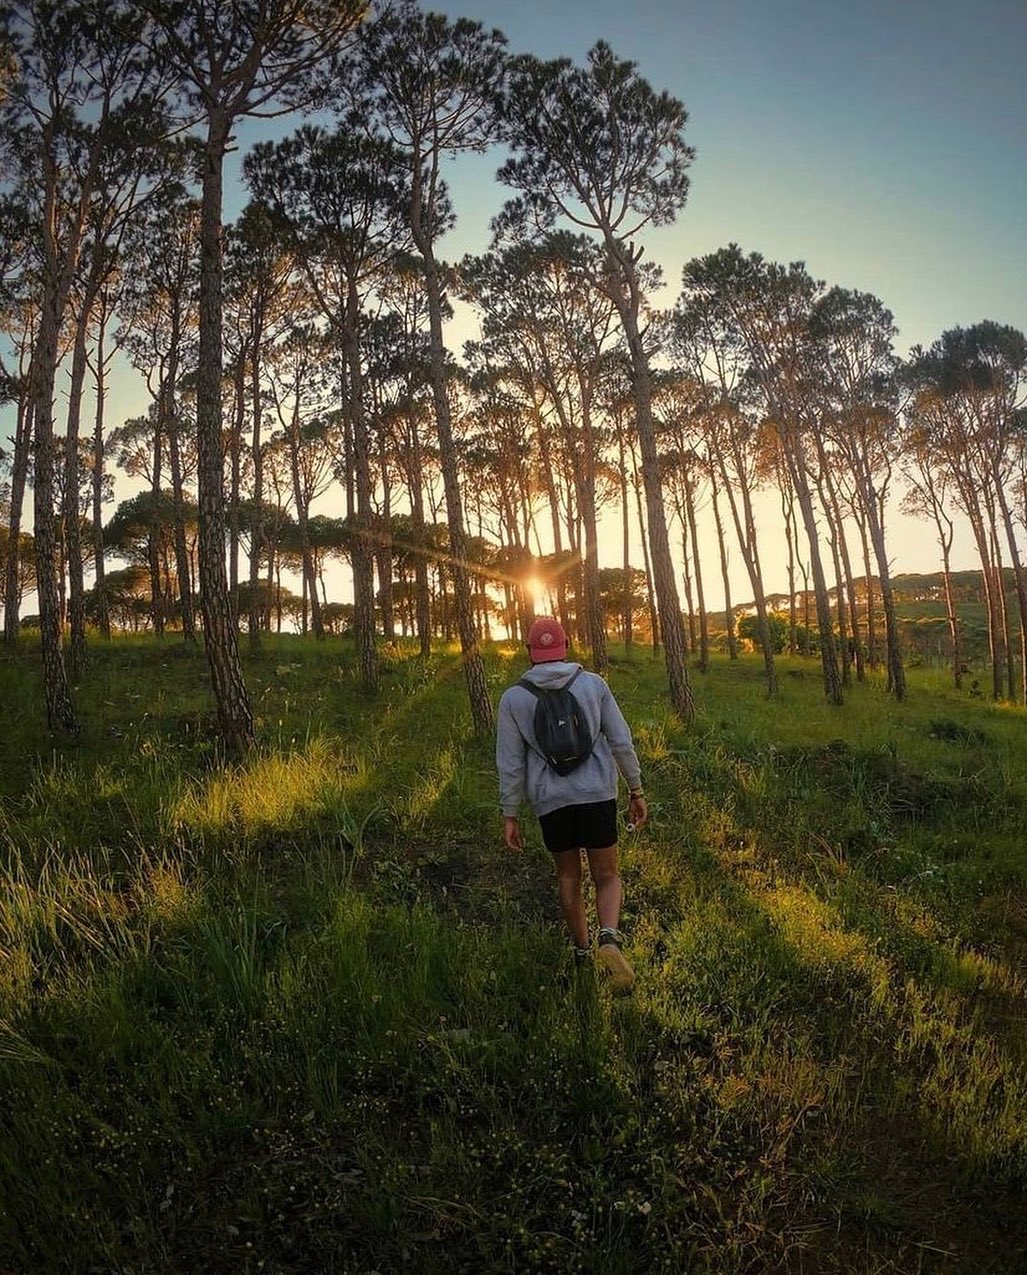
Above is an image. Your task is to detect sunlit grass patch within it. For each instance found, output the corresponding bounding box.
[170,736,370,848]
[760,882,882,976]
[0,849,132,969]
[144,857,193,922]
[890,979,1027,1184]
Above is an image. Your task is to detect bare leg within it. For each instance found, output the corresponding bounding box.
[553,849,588,948]
[586,844,622,933]
[587,843,634,991]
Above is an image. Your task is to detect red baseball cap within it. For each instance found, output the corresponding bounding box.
[527,617,568,662]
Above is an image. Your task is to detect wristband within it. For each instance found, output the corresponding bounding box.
[629,787,644,799]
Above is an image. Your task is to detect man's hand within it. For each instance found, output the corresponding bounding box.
[503,816,523,852]
[628,794,648,830]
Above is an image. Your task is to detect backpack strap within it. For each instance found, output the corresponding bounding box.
[562,668,598,757]
[517,667,583,697]
[514,678,547,766]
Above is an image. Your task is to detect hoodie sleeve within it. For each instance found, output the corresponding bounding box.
[496,691,528,817]
[599,683,643,791]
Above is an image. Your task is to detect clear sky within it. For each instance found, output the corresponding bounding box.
[427,0,1027,355]
[6,0,1026,615]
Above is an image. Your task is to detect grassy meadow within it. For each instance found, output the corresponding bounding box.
[1,635,1025,1273]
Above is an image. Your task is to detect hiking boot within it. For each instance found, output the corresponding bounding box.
[597,932,634,993]
[556,946,593,991]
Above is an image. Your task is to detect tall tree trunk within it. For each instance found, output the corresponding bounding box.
[610,246,692,719]
[439,560,453,642]
[714,437,775,689]
[90,304,111,640]
[982,556,1002,699]
[288,398,323,641]
[30,272,77,731]
[197,111,254,753]
[800,560,811,642]
[265,530,276,632]
[855,510,877,668]
[4,394,33,646]
[630,440,659,655]
[784,434,842,705]
[343,283,379,692]
[568,509,585,646]
[148,393,165,637]
[536,414,573,639]
[992,532,1015,701]
[32,91,124,720]
[248,327,264,647]
[578,393,608,673]
[541,353,605,668]
[378,431,395,644]
[938,528,963,690]
[57,509,67,627]
[708,462,736,660]
[568,442,606,673]
[817,479,850,687]
[228,354,245,621]
[962,490,1003,700]
[414,239,492,732]
[821,459,866,684]
[617,428,633,647]
[684,474,709,671]
[29,115,94,732]
[780,477,797,656]
[63,288,97,677]
[413,501,432,657]
[167,422,195,641]
[340,358,355,522]
[854,456,904,698]
[678,506,696,656]
[992,467,1027,706]
[875,547,903,697]
[838,532,865,683]
[166,315,196,642]
[580,488,606,671]
[403,405,432,659]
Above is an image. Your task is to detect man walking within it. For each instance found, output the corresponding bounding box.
[496,617,648,990]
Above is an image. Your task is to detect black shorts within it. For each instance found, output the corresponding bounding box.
[538,799,618,854]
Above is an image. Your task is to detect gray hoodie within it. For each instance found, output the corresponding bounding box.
[496,660,643,818]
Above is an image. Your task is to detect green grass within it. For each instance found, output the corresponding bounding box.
[1,635,1026,1273]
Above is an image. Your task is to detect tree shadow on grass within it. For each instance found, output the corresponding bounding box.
[619,804,1027,1274]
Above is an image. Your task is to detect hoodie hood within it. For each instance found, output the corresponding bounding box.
[521,660,582,689]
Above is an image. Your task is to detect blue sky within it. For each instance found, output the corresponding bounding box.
[426,0,1026,354]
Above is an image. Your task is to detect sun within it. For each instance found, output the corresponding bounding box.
[524,576,546,607]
